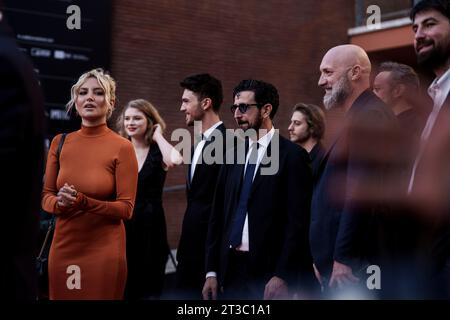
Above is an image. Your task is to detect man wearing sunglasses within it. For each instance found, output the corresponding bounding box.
[202,79,316,299]
[176,73,227,299]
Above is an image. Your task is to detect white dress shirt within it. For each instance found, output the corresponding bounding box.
[236,126,275,252]
[206,126,275,279]
[190,121,223,180]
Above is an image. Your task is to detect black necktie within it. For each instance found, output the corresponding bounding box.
[229,142,258,248]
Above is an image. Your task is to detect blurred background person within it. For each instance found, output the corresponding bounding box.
[41,68,138,300]
[372,61,429,298]
[373,61,425,145]
[288,103,326,179]
[116,99,182,300]
[0,9,45,301]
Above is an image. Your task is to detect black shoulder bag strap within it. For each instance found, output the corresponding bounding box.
[37,133,67,260]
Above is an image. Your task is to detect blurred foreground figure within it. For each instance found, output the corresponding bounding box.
[408,0,450,299]
[0,12,45,300]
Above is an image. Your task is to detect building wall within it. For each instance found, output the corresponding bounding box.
[111,0,354,248]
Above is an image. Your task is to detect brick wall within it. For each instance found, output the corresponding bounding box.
[110,0,354,248]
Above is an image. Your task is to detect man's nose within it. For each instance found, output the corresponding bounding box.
[414,25,426,41]
[234,107,242,118]
[318,74,326,88]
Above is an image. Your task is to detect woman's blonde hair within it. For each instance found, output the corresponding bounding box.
[117,99,166,145]
[66,68,116,119]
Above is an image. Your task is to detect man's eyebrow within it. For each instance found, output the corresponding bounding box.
[422,17,438,24]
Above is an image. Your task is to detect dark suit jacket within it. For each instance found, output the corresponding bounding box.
[411,92,450,288]
[176,123,227,294]
[310,90,397,278]
[310,142,326,181]
[205,132,315,295]
[0,19,45,300]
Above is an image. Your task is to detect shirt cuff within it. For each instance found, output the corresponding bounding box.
[206,271,217,279]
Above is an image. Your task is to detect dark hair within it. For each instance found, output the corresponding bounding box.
[378,61,420,90]
[180,73,223,112]
[232,79,279,119]
[292,103,325,140]
[410,0,450,22]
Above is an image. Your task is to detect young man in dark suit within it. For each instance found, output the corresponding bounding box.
[0,11,45,300]
[202,79,315,300]
[311,44,397,297]
[175,73,226,299]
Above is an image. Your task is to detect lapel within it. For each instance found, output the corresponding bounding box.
[188,123,226,189]
[249,132,280,194]
[224,161,245,228]
[186,145,194,190]
[430,92,450,137]
[316,90,371,178]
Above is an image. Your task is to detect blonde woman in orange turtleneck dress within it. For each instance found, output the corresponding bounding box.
[41,69,138,300]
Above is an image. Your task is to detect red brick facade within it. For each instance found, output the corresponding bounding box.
[110,0,354,248]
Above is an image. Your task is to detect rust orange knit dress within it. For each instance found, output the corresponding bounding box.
[42,124,138,300]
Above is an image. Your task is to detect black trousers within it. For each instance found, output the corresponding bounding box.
[221,250,264,300]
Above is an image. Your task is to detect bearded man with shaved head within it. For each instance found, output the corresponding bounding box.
[310,45,397,298]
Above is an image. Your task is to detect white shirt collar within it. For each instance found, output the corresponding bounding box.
[249,126,275,149]
[203,121,223,139]
[428,67,450,100]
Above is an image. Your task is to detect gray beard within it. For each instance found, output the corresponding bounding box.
[323,76,352,110]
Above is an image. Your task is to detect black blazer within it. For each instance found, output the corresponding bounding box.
[0,19,45,300]
[310,142,326,181]
[176,123,228,292]
[310,90,397,278]
[205,132,315,293]
[412,92,450,279]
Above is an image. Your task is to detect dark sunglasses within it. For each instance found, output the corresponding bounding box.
[230,103,260,114]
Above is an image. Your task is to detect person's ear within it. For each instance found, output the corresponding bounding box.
[392,83,405,99]
[262,104,272,119]
[202,98,212,111]
[350,65,362,81]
